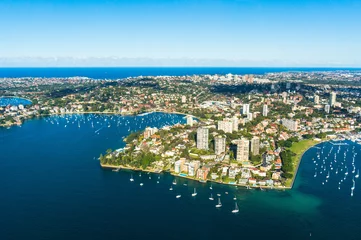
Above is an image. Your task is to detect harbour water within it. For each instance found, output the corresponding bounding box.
[1,113,361,239]
[0,97,32,107]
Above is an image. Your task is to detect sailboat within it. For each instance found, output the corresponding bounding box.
[215,198,222,208]
[169,186,173,191]
[352,179,355,190]
[209,193,214,201]
[232,202,239,213]
[209,184,213,190]
[356,169,359,179]
[172,179,177,185]
[130,174,134,182]
[192,188,197,197]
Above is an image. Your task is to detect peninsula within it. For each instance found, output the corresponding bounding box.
[2,71,361,188]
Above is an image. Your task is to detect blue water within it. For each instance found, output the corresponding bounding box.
[1,113,361,239]
[0,67,360,79]
[0,97,32,107]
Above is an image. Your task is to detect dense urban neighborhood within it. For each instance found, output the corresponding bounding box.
[2,70,361,188]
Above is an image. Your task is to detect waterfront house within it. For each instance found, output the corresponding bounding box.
[248,178,257,185]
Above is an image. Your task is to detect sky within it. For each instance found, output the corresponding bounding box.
[0,0,360,67]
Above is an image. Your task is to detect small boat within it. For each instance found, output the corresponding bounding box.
[233,196,237,201]
[176,195,181,198]
[356,170,359,179]
[140,183,143,186]
[209,184,213,190]
[169,186,173,191]
[217,193,221,197]
[183,183,187,186]
[215,198,222,208]
[232,202,239,213]
[225,192,228,195]
[172,179,177,185]
[130,174,134,182]
[192,188,197,197]
[157,181,159,184]
[209,193,214,201]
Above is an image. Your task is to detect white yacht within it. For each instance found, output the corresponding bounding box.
[191,188,197,197]
[215,198,222,208]
[209,193,214,201]
[232,202,239,213]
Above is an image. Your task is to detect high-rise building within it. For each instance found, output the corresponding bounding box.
[144,127,158,139]
[281,119,298,131]
[329,92,337,106]
[235,138,249,162]
[314,94,320,104]
[232,116,238,132]
[247,112,253,121]
[242,104,250,115]
[214,136,226,155]
[186,115,193,126]
[325,104,330,114]
[286,82,291,89]
[251,136,260,155]
[262,104,268,117]
[282,92,287,103]
[218,119,233,133]
[197,127,209,150]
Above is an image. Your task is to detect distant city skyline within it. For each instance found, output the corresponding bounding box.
[1,0,361,67]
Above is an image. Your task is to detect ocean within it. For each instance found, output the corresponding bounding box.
[1,113,361,240]
[0,67,360,79]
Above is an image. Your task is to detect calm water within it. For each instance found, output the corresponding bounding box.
[1,67,360,79]
[1,113,361,240]
[0,97,32,107]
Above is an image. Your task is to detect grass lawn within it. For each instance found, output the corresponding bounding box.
[285,139,319,187]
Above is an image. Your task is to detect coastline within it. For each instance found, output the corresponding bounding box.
[289,139,327,188]
[0,109,196,128]
[100,163,288,190]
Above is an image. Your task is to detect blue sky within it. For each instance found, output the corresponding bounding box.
[0,0,360,66]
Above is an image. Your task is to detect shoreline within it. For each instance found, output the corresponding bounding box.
[289,139,328,188]
[100,163,288,190]
[0,109,196,128]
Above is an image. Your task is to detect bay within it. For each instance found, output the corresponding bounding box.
[1,113,361,239]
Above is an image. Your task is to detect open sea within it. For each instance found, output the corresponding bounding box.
[0,67,361,79]
[1,112,361,240]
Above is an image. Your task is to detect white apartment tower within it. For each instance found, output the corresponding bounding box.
[281,119,298,131]
[263,104,268,117]
[235,138,249,162]
[314,94,320,104]
[329,92,336,107]
[232,116,239,132]
[197,127,209,150]
[325,104,330,114]
[214,136,226,155]
[186,115,193,126]
[251,136,260,155]
[242,104,250,115]
[218,119,233,133]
